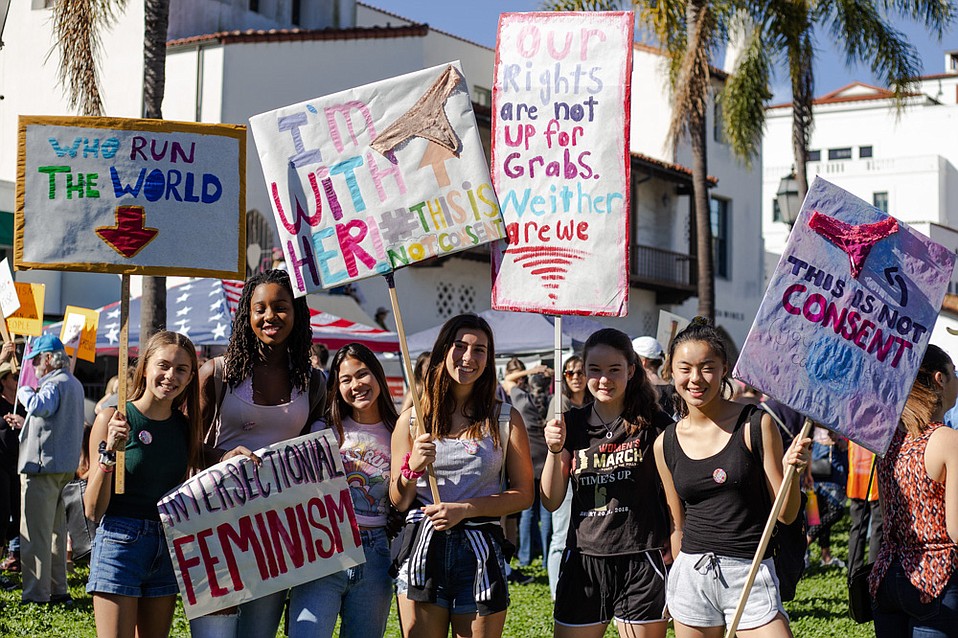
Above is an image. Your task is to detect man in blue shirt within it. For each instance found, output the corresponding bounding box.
[4,335,85,605]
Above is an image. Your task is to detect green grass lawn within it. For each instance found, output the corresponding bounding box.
[0,518,874,637]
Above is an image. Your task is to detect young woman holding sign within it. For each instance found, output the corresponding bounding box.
[654,318,811,637]
[390,313,533,638]
[542,328,672,638]
[869,344,958,637]
[85,331,203,638]
[190,269,326,638]
[288,343,397,638]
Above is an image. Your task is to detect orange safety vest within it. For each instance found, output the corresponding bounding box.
[846,441,879,501]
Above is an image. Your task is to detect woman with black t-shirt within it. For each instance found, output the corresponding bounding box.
[542,328,672,638]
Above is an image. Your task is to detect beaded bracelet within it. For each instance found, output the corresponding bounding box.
[400,451,425,480]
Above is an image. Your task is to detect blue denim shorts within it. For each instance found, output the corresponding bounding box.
[87,515,179,598]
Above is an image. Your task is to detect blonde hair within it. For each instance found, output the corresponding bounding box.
[901,344,952,437]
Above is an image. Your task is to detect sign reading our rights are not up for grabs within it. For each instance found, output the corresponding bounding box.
[491,12,633,316]
[250,62,505,296]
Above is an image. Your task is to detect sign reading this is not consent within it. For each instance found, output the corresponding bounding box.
[16,116,246,278]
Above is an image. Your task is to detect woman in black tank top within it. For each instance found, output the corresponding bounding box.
[652,319,810,637]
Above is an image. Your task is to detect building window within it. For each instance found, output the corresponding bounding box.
[873,192,889,213]
[711,197,730,279]
[828,147,853,160]
[713,97,727,144]
[859,146,873,158]
[808,150,821,162]
[249,0,259,12]
[473,86,492,108]
[950,53,958,72]
[291,0,301,25]
[772,198,782,223]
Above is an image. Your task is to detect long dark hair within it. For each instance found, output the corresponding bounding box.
[129,331,203,474]
[665,317,733,417]
[562,354,593,405]
[422,314,502,447]
[901,344,953,437]
[583,328,657,433]
[326,343,398,442]
[223,270,312,392]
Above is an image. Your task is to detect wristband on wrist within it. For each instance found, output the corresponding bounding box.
[99,463,114,474]
[98,440,117,467]
[401,451,425,480]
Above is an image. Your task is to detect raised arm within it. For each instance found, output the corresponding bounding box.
[654,431,686,557]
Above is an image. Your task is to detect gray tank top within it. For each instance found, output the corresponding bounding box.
[214,376,310,452]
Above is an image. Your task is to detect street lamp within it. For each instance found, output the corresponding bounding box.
[776,170,802,227]
[0,0,10,50]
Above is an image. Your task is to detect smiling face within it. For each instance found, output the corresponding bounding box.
[671,340,728,411]
[585,344,633,406]
[145,344,194,404]
[249,283,294,347]
[444,328,489,387]
[338,355,382,421]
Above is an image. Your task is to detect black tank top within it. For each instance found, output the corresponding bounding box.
[663,406,771,559]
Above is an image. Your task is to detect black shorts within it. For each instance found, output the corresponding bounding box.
[554,549,667,626]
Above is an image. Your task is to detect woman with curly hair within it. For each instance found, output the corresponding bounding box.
[189,269,326,638]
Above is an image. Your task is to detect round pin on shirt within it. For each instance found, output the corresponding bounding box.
[138,430,153,445]
[712,468,727,484]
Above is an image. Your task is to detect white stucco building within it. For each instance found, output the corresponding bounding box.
[0,0,765,349]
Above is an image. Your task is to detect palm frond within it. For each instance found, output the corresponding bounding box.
[721,20,772,166]
[667,1,717,149]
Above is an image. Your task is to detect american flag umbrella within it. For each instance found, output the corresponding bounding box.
[45,278,400,352]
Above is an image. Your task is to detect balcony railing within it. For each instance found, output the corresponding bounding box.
[630,244,697,300]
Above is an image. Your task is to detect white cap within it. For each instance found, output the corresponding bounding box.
[632,336,664,359]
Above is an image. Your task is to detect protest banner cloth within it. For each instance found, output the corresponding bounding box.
[17,115,247,492]
[59,305,100,371]
[158,430,363,620]
[251,63,508,503]
[0,259,20,372]
[724,176,956,638]
[8,282,45,337]
[490,12,633,318]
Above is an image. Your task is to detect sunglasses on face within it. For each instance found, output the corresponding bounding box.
[563,369,584,379]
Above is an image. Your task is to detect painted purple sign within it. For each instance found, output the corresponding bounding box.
[734,177,956,455]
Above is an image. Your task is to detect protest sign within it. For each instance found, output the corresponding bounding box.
[0,259,20,318]
[249,62,505,297]
[656,310,689,354]
[60,306,99,363]
[734,177,956,454]
[158,430,363,619]
[16,116,246,278]
[7,283,45,336]
[490,12,633,316]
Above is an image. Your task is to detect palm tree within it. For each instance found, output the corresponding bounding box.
[723,0,956,200]
[53,0,172,338]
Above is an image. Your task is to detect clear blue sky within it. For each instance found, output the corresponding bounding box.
[365,1,958,100]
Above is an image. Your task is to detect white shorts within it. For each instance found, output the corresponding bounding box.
[666,551,788,630]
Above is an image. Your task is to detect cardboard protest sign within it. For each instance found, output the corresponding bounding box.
[656,310,690,354]
[60,306,99,363]
[16,116,246,278]
[250,62,505,296]
[158,430,363,619]
[490,12,633,316]
[734,177,956,454]
[0,259,20,318]
[7,283,45,336]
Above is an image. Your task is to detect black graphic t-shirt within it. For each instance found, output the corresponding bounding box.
[563,404,672,556]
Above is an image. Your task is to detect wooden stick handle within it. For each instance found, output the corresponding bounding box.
[384,274,441,504]
[725,416,813,638]
[115,275,130,494]
[553,317,562,422]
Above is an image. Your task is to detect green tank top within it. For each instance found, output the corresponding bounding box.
[105,402,190,521]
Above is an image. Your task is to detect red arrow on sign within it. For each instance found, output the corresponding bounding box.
[95,205,159,258]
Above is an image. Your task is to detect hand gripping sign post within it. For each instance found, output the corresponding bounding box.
[158,430,364,619]
[17,116,246,492]
[724,177,957,637]
[250,62,507,503]
[490,12,634,420]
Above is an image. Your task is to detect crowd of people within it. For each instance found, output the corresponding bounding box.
[0,269,956,638]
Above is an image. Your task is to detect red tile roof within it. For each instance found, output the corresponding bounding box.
[631,151,718,186]
[633,42,728,81]
[769,81,925,109]
[167,24,428,47]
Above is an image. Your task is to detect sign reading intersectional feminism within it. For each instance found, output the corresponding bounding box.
[734,178,956,454]
[158,430,363,619]
[491,12,633,316]
[249,62,505,296]
[16,116,246,278]
[7,283,45,336]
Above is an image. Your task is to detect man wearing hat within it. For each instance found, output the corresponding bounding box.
[3,335,84,604]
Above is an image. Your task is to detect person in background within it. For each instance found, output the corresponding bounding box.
[4,335,85,605]
[84,331,203,638]
[190,269,326,638]
[289,343,397,638]
[309,343,329,371]
[870,344,958,636]
[94,376,120,415]
[0,343,24,581]
[846,440,881,576]
[807,426,848,568]
[633,336,673,415]
[390,313,533,638]
[400,352,430,414]
[544,354,592,600]
[501,357,551,579]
